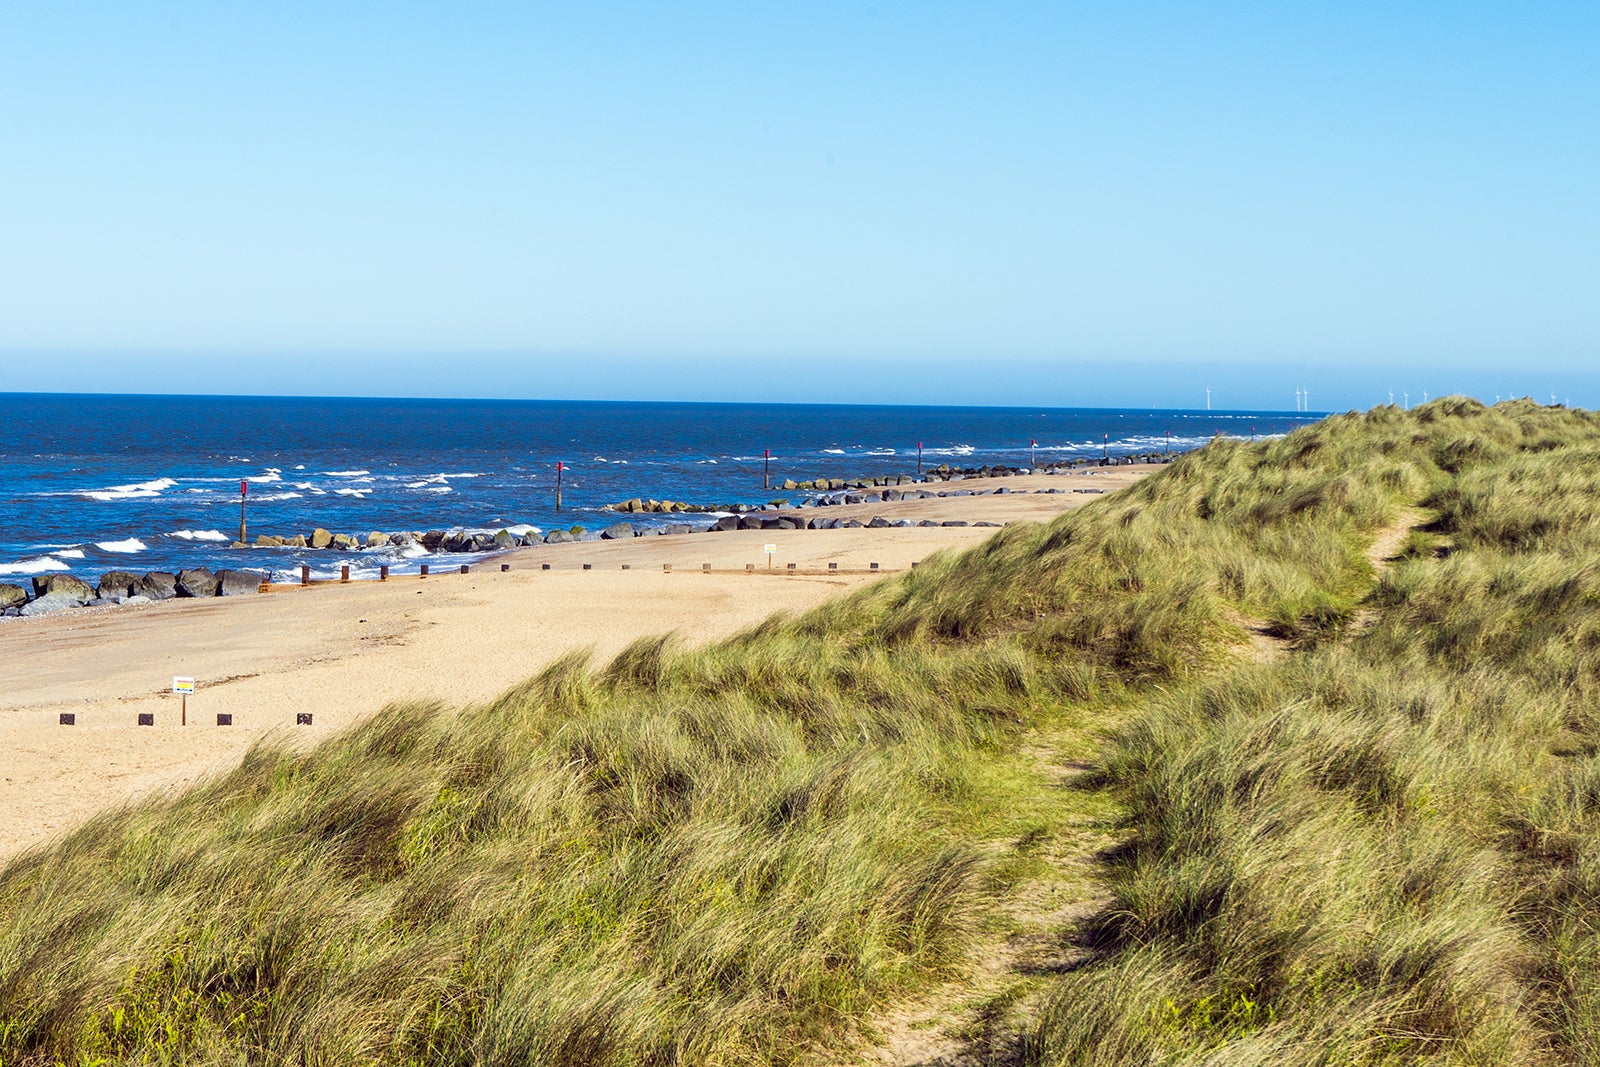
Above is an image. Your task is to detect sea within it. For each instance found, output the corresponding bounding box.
[0,394,1320,584]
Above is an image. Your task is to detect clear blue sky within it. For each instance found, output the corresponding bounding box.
[1,3,1594,410]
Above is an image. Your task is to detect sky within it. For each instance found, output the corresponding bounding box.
[0,2,1595,410]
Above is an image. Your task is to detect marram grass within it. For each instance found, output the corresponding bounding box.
[5,398,1600,1064]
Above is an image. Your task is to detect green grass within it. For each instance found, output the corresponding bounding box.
[6,397,1600,1064]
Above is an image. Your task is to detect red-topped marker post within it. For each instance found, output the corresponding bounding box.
[239,480,248,543]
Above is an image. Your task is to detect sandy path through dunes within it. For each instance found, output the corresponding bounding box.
[0,465,1154,862]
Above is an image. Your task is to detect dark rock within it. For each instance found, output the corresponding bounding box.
[175,567,218,598]
[576,529,605,542]
[868,516,892,529]
[711,515,740,532]
[492,530,517,549]
[840,519,863,528]
[891,519,915,527]
[21,593,82,617]
[0,583,27,610]
[33,574,95,602]
[544,529,574,544]
[420,530,447,551]
[96,570,143,599]
[216,569,261,596]
[844,493,865,505]
[941,520,969,527]
[974,521,1002,527]
[662,524,693,536]
[134,572,178,600]
[919,520,940,527]
[738,515,763,530]
[330,533,357,550]
[601,523,636,540]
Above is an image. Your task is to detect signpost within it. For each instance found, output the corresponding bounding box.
[172,675,195,726]
[764,543,776,569]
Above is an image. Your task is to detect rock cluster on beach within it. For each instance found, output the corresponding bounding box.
[0,567,265,618]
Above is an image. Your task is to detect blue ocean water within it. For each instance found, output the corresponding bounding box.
[0,394,1319,583]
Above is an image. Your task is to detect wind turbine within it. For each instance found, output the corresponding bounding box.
[1403,391,1409,410]
[1205,388,1211,411]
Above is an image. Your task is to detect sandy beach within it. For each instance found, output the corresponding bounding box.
[0,466,1152,862]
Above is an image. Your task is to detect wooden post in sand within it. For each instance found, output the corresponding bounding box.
[555,461,564,513]
[764,449,771,490]
[301,564,310,586]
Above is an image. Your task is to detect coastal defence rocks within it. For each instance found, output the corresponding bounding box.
[176,568,219,598]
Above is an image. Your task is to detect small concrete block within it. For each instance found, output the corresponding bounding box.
[217,713,233,726]
[59,712,75,726]
[296,713,313,726]
[621,564,630,570]
[460,564,470,575]
[420,564,430,577]
[828,562,838,571]
[500,563,510,572]
[541,563,550,570]
[582,563,592,571]
[137,712,154,726]
[702,563,711,572]
[787,562,796,571]
[870,562,879,570]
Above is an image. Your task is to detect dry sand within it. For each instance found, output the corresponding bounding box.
[0,465,1153,862]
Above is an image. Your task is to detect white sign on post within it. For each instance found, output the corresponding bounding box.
[172,676,195,694]
[763,544,776,555]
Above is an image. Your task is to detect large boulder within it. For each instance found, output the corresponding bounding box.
[710,515,740,532]
[492,530,517,549]
[20,593,82,617]
[868,516,892,529]
[255,534,285,547]
[175,567,218,598]
[662,524,693,536]
[737,515,763,530]
[96,570,143,599]
[283,534,308,548]
[0,584,27,610]
[134,572,178,600]
[216,569,262,596]
[543,529,574,545]
[309,528,334,549]
[601,523,636,540]
[329,533,357,551]
[32,574,94,602]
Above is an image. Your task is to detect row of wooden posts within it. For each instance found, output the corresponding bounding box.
[274,560,893,585]
[58,711,313,727]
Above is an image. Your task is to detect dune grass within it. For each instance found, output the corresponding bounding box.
[4,397,1600,1064]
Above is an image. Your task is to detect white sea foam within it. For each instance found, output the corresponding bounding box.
[96,538,147,553]
[170,529,230,542]
[442,472,484,478]
[322,470,370,477]
[251,492,304,502]
[0,556,71,575]
[335,488,370,498]
[423,486,452,493]
[822,448,845,455]
[54,549,86,559]
[83,477,177,501]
